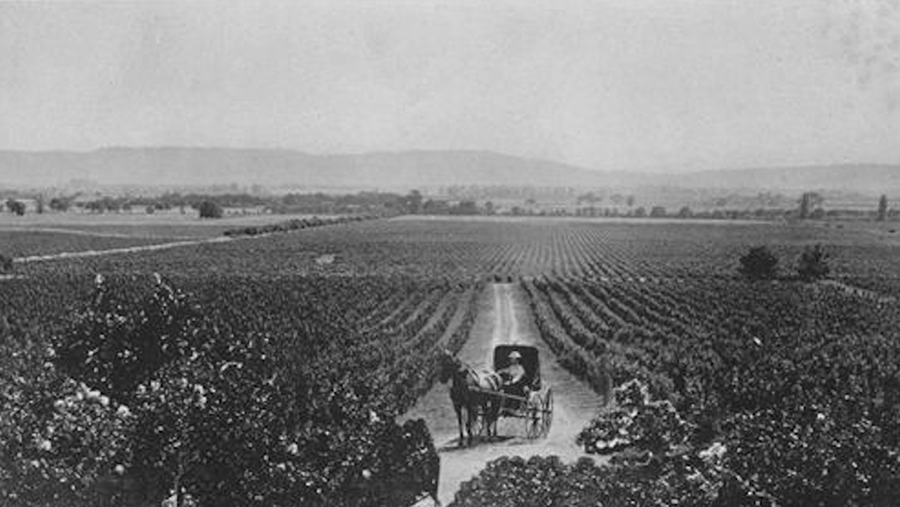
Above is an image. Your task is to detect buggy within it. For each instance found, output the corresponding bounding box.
[477,344,554,439]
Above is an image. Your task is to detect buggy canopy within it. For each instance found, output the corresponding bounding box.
[493,344,541,390]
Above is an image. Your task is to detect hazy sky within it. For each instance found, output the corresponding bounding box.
[1,0,898,172]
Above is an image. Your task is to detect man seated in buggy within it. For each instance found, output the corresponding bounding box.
[498,350,528,397]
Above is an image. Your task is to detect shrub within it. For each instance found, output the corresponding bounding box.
[577,379,692,457]
[724,407,900,506]
[796,244,829,282]
[451,453,769,507]
[42,274,440,506]
[5,199,26,216]
[0,253,13,273]
[197,201,223,219]
[1,304,133,506]
[738,246,779,280]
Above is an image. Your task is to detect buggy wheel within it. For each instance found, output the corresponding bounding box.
[524,394,542,439]
[541,388,553,437]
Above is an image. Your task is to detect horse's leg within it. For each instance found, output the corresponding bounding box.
[473,400,483,443]
[464,403,473,446]
[478,401,487,442]
[490,400,497,438]
[494,396,502,436]
[486,399,497,439]
[480,397,489,439]
[455,403,465,447]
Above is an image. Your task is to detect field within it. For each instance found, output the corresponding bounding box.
[0,211,331,241]
[3,216,900,506]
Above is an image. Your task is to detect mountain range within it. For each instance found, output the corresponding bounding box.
[0,147,897,194]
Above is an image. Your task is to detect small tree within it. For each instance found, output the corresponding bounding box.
[403,190,423,214]
[6,199,25,216]
[198,201,223,219]
[739,246,779,280]
[798,192,822,220]
[0,253,13,273]
[49,197,70,212]
[797,244,830,282]
[878,195,888,222]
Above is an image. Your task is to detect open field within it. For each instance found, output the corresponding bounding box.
[0,230,183,258]
[4,216,900,505]
[0,211,331,239]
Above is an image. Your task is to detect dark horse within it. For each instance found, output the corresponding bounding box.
[437,349,501,446]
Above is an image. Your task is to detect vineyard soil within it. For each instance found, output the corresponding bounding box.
[403,283,605,505]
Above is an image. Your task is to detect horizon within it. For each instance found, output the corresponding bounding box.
[1,1,899,176]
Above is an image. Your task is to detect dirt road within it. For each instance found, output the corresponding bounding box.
[15,237,233,263]
[403,283,604,505]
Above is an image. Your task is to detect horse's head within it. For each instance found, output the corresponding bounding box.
[437,348,458,384]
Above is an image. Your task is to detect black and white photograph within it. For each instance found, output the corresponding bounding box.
[2,1,900,506]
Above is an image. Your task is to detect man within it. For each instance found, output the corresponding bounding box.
[499,350,527,397]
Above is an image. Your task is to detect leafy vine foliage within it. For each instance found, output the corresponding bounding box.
[3,275,441,506]
[7,217,900,506]
[796,244,830,281]
[738,246,779,281]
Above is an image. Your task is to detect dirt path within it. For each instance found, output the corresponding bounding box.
[402,283,604,505]
[820,279,896,303]
[0,226,147,238]
[14,236,234,263]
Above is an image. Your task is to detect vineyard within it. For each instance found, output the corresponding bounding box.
[3,216,900,505]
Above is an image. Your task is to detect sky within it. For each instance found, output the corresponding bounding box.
[0,0,898,173]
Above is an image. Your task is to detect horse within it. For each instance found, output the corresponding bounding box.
[437,349,502,446]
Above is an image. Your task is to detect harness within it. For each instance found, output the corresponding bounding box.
[447,355,502,394]
[465,365,502,391]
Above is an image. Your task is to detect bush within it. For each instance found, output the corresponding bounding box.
[197,201,223,219]
[451,453,769,507]
[725,407,900,506]
[1,301,133,506]
[5,199,26,216]
[738,246,779,280]
[796,244,829,282]
[37,274,440,506]
[0,253,13,274]
[577,379,692,457]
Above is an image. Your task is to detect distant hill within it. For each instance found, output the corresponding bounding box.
[0,147,897,194]
[672,164,900,194]
[0,148,636,190]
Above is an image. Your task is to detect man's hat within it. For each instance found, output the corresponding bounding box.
[508,351,522,360]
